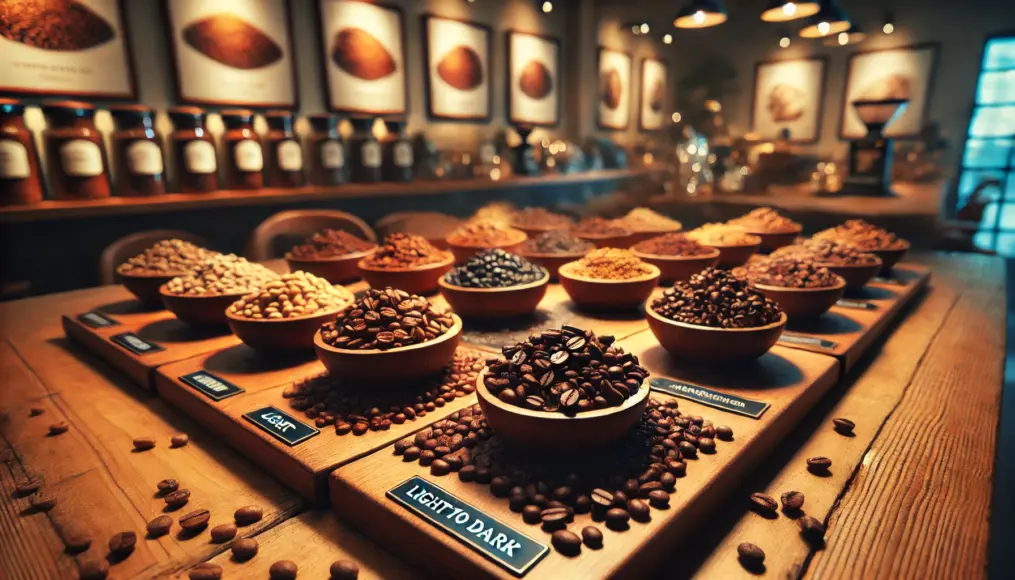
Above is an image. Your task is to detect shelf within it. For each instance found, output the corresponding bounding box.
[0,169,645,224]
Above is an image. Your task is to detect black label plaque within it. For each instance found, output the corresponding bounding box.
[243,406,318,446]
[387,476,549,576]
[836,299,877,310]
[180,371,244,402]
[78,311,118,328]
[779,333,838,350]
[110,332,163,355]
[650,378,770,419]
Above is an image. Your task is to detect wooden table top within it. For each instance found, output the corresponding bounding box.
[0,253,1003,579]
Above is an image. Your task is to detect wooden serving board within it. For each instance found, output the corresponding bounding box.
[155,345,485,506]
[329,332,840,579]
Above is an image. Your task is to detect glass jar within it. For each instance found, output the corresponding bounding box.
[41,100,111,200]
[168,106,218,193]
[109,104,166,197]
[306,113,346,186]
[0,98,44,205]
[348,117,381,183]
[220,109,263,190]
[263,110,303,188]
[382,119,413,182]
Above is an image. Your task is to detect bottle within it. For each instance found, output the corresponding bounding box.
[109,104,167,197]
[263,110,303,188]
[168,106,218,193]
[41,100,112,200]
[348,117,381,183]
[220,109,263,190]
[0,98,44,205]
[306,113,346,186]
[382,119,413,182]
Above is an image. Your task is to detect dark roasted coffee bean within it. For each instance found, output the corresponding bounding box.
[29,407,45,417]
[430,459,451,476]
[48,422,69,435]
[269,560,298,580]
[749,492,778,514]
[30,493,56,512]
[737,542,765,568]
[232,537,259,561]
[189,563,223,580]
[133,437,156,451]
[108,531,137,556]
[574,494,592,514]
[582,525,603,548]
[591,488,613,508]
[63,531,92,553]
[490,476,512,497]
[807,456,832,473]
[627,499,650,522]
[15,479,41,496]
[648,490,670,509]
[781,490,805,511]
[403,446,420,461]
[799,515,826,540]
[458,465,476,482]
[147,514,173,537]
[330,559,360,580]
[832,418,855,435]
[78,557,110,580]
[171,433,190,447]
[660,472,676,490]
[235,504,263,525]
[522,504,542,524]
[652,268,782,328]
[551,529,582,556]
[157,479,179,495]
[540,507,569,531]
[210,523,237,543]
[698,437,715,453]
[678,441,697,458]
[605,508,630,530]
[164,489,191,509]
[179,509,211,532]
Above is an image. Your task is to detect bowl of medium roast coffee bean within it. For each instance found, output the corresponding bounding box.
[726,207,803,252]
[508,207,576,238]
[284,228,377,284]
[476,325,651,453]
[615,207,683,245]
[631,233,721,283]
[773,238,883,291]
[686,223,762,268]
[445,221,528,264]
[357,233,456,296]
[314,287,462,385]
[813,219,910,272]
[558,248,661,311]
[647,268,786,361]
[572,217,635,249]
[438,249,550,319]
[160,255,278,325]
[116,239,219,307]
[516,230,595,280]
[225,271,355,350]
[735,255,846,319]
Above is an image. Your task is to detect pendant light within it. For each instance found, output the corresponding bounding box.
[798,0,851,38]
[760,1,820,22]
[674,0,727,29]
[824,24,865,46]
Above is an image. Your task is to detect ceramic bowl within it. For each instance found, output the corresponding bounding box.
[743,226,803,253]
[226,309,340,351]
[160,285,247,326]
[710,237,762,268]
[313,314,462,386]
[631,248,720,284]
[646,306,787,362]
[119,271,177,307]
[284,250,372,284]
[438,272,549,319]
[752,276,846,319]
[446,230,528,264]
[475,368,650,454]
[574,231,636,249]
[872,240,910,273]
[515,250,588,280]
[823,258,883,291]
[625,225,682,247]
[357,254,455,296]
[557,262,661,311]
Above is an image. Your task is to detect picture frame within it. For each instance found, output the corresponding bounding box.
[164,0,299,108]
[639,58,668,131]
[506,30,561,127]
[750,57,828,143]
[0,0,137,99]
[318,0,408,116]
[839,43,941,139]
[422,15,492,122]
[597,47,632,131]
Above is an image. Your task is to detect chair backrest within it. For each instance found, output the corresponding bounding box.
[100,229,208,285]
[374,211,463,249]
[246,210,377,261]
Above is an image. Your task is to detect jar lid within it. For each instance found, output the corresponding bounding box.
[384,118,406,133]
[109,104,154,123]
[168,106,206,123]
[307,113,337,130]
[263,110,294,130]
[220,109,254,123]
[350,116,375,131]
[41,100,96,118]
[0,98,24,115]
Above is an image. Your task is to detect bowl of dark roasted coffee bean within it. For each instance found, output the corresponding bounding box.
[357,233,455,296]
[813,219,910,272]
[735,255,846,319]
[573,217,635,249]
[160,254,278,325]
[686,223,762,268]
[647,267,786,361]
[558,248,661,311]
[773,238,883,291]
[631,233,720,283]
[438,249,549,319]
[445,221,529,264]
[508,207,576,238]
[314,287,462,385]
[476,325,651,453]
[615,207,683,245]
[516,231,595,280]
[727,207,803,252]
[117,239,218,307]
[285,228,376,284]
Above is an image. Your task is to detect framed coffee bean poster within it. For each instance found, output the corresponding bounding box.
[0,0,136,98]
[598,47,632,131]
[164,0,298,108]
[750,57,828,143]
[423,15,492,122]
[507,31,561,127]
[639,58,668,131]
[318,0,407,116]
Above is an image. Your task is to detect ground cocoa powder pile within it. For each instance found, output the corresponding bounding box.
[0,0,115,51]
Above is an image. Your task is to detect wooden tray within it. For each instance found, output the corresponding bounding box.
[328,331,840,579]
[154,345,486,506]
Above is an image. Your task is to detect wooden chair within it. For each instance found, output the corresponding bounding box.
[100,229,208,285]
[374,211,463,249]
[247,210,377,261]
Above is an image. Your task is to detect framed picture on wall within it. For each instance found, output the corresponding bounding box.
[639,58,668,131]
[840,43,940,139]
[750,57,828,143]
[423,15,491,122]
[165,0,298,108]
[507,31,561,127]
[598,48,632,131]
[318,0,407,116]
[0,0,136,98]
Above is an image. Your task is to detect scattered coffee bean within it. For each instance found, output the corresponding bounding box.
[179,509,211,532]
[799,515,826,541]
[737,542,765,569]
[807,456,832,473]
[146,514,173,537]
[749,492,778,514]
[648,490,670,509]
[582,525,603,548]
[63,531,92,553]
[189,563,223,580]
[522,504,542,524]
[605,508,630,530]
[48,422,69,435]
[210,523,237,543]
[269,560,298,580]
[458,464,476,482]
[133,437,156,451]
[627,498,651,522]
[330,559,360,580]
[15,479,41,496]
[781,490,805,511]
[29,407,45,417]
[171,433,190,447]
[490,476,512,497]
[30,493,56,512]
[430,459,451,476]
[832,418,855,435]
[232,537,259,561]
[651,268,783,328]
[157,479,179,495]
[78,557,109,580]
[234,505,263,526]
[698,437,716,454]
[540,507,569,531]
[164,489,191,509]
[715,425,733,441]
[551,529,582,556]
[108,531,137,556]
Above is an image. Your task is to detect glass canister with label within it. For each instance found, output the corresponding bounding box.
[41,101,111,200]
[0,98,44,205]
[348,117,381,183]
[263,110,304,188]
[306,113,346,186]
[109,104,166,197]
[168,106,218,193]
[220,109,263,190]
[382,119,413,182]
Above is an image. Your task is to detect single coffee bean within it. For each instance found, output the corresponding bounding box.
[189,563,223,580]
[15,479,41,496]
[231,537,259,561]
[490,476,512,497]
[605,507,630,530]
[807,456,832,473]
[540,507,569,531]
[210,522,237,542]
[698,437,716,453]
[781,490,805,511]
[235,505,263,526]
[627,499,651,522]
[678,441,697,458]
[737,542,765,568]
[132,437,156,451]
[30,493,56,512]
[78,557,110,580]
[612,490,629,508]
[574,494,592,514]
[157,479,179,495]
[430,459,450,476]
[403,446,420,461]
[171,433,190,447]
[48,422,69,435]
[63,531,92,553]
[458,464,476,482]
[551,529,582,556]
[591,488,613,508]
[330,559,360,580]
[146,514,173,537]
[269,560,298,580]
[582,525,603,548]
[832,418,855,435]
[29,407,45,417]
[108,531,137,556]
[179,509,211,532]
[522,504,542,524]
[749,492,778,514]
[799,515,826,540]
[660,472,676,491]
[164,489,191,509]
[648,490,670,509]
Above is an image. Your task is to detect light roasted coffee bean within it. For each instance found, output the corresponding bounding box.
[108,531,137,556]
[781,490,805,511]
[157,479,179,495]
[210,523,237,543]
[234,505,263,526]
[269,560,298,580]
[146,514,173,537]
[232,537,259,561]
[171,433,190,447]
[330,559,360,580]
[179,509,211,532]
[737,542,765,568]
[164,489,191,509]
[189,563,223,580]
[133,437,156,451]
[749,492,778,514]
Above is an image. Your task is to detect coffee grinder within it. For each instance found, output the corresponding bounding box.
[843,98,908,196]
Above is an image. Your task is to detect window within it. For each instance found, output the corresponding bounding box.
[958,34,1015,255]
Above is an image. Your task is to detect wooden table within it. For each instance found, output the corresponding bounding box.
[0,254,1003,579]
